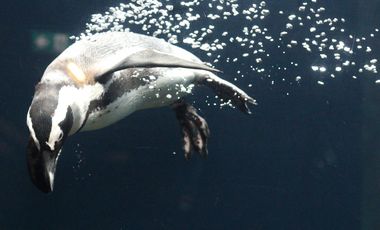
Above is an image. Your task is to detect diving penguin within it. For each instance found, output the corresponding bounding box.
[26,31,256,193]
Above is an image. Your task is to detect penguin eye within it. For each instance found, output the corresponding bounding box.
[58,132,63,141]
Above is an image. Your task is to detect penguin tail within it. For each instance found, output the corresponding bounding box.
[200,74,257,114]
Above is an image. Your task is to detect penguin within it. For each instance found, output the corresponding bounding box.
[26,31,256,193]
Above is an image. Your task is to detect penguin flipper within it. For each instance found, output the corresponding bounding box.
[171,100,210,160]
[201,74,257,114]
[97,49,221,79]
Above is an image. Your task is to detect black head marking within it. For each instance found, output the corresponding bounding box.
[29,84,59,148]
[29,82,73,149]
[27,91,73,193]
[58,106,73,136]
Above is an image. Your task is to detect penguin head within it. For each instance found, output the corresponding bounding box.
[26,83,73,193]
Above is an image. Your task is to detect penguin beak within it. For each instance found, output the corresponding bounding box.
[27,137,60,193]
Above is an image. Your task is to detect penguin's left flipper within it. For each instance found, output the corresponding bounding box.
[171,100,210,160]
[96,49,221,79]
[200,74,257,114]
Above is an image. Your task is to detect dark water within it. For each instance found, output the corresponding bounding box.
[1,0,380,229]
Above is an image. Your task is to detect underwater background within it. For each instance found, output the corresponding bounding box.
[1,0,380,229]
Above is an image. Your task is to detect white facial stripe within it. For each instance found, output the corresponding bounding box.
[47,102,65,150]
[26,107,41,150]
[47,83,104,144]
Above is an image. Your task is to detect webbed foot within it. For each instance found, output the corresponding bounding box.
[172,100,210,160]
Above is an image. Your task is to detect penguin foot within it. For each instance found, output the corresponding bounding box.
[172,100,210,160]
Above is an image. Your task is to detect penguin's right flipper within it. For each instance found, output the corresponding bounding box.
[171,100,210,160]
[96,49,221,79]
[200,74,257,114]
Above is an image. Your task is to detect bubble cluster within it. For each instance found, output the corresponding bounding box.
[276,2,379,85]
[73,143,92,180]
[73,0,379,98]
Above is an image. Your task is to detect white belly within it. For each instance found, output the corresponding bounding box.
[81,68,200,131]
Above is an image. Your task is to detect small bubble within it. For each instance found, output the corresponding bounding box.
[317,81,325,85]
